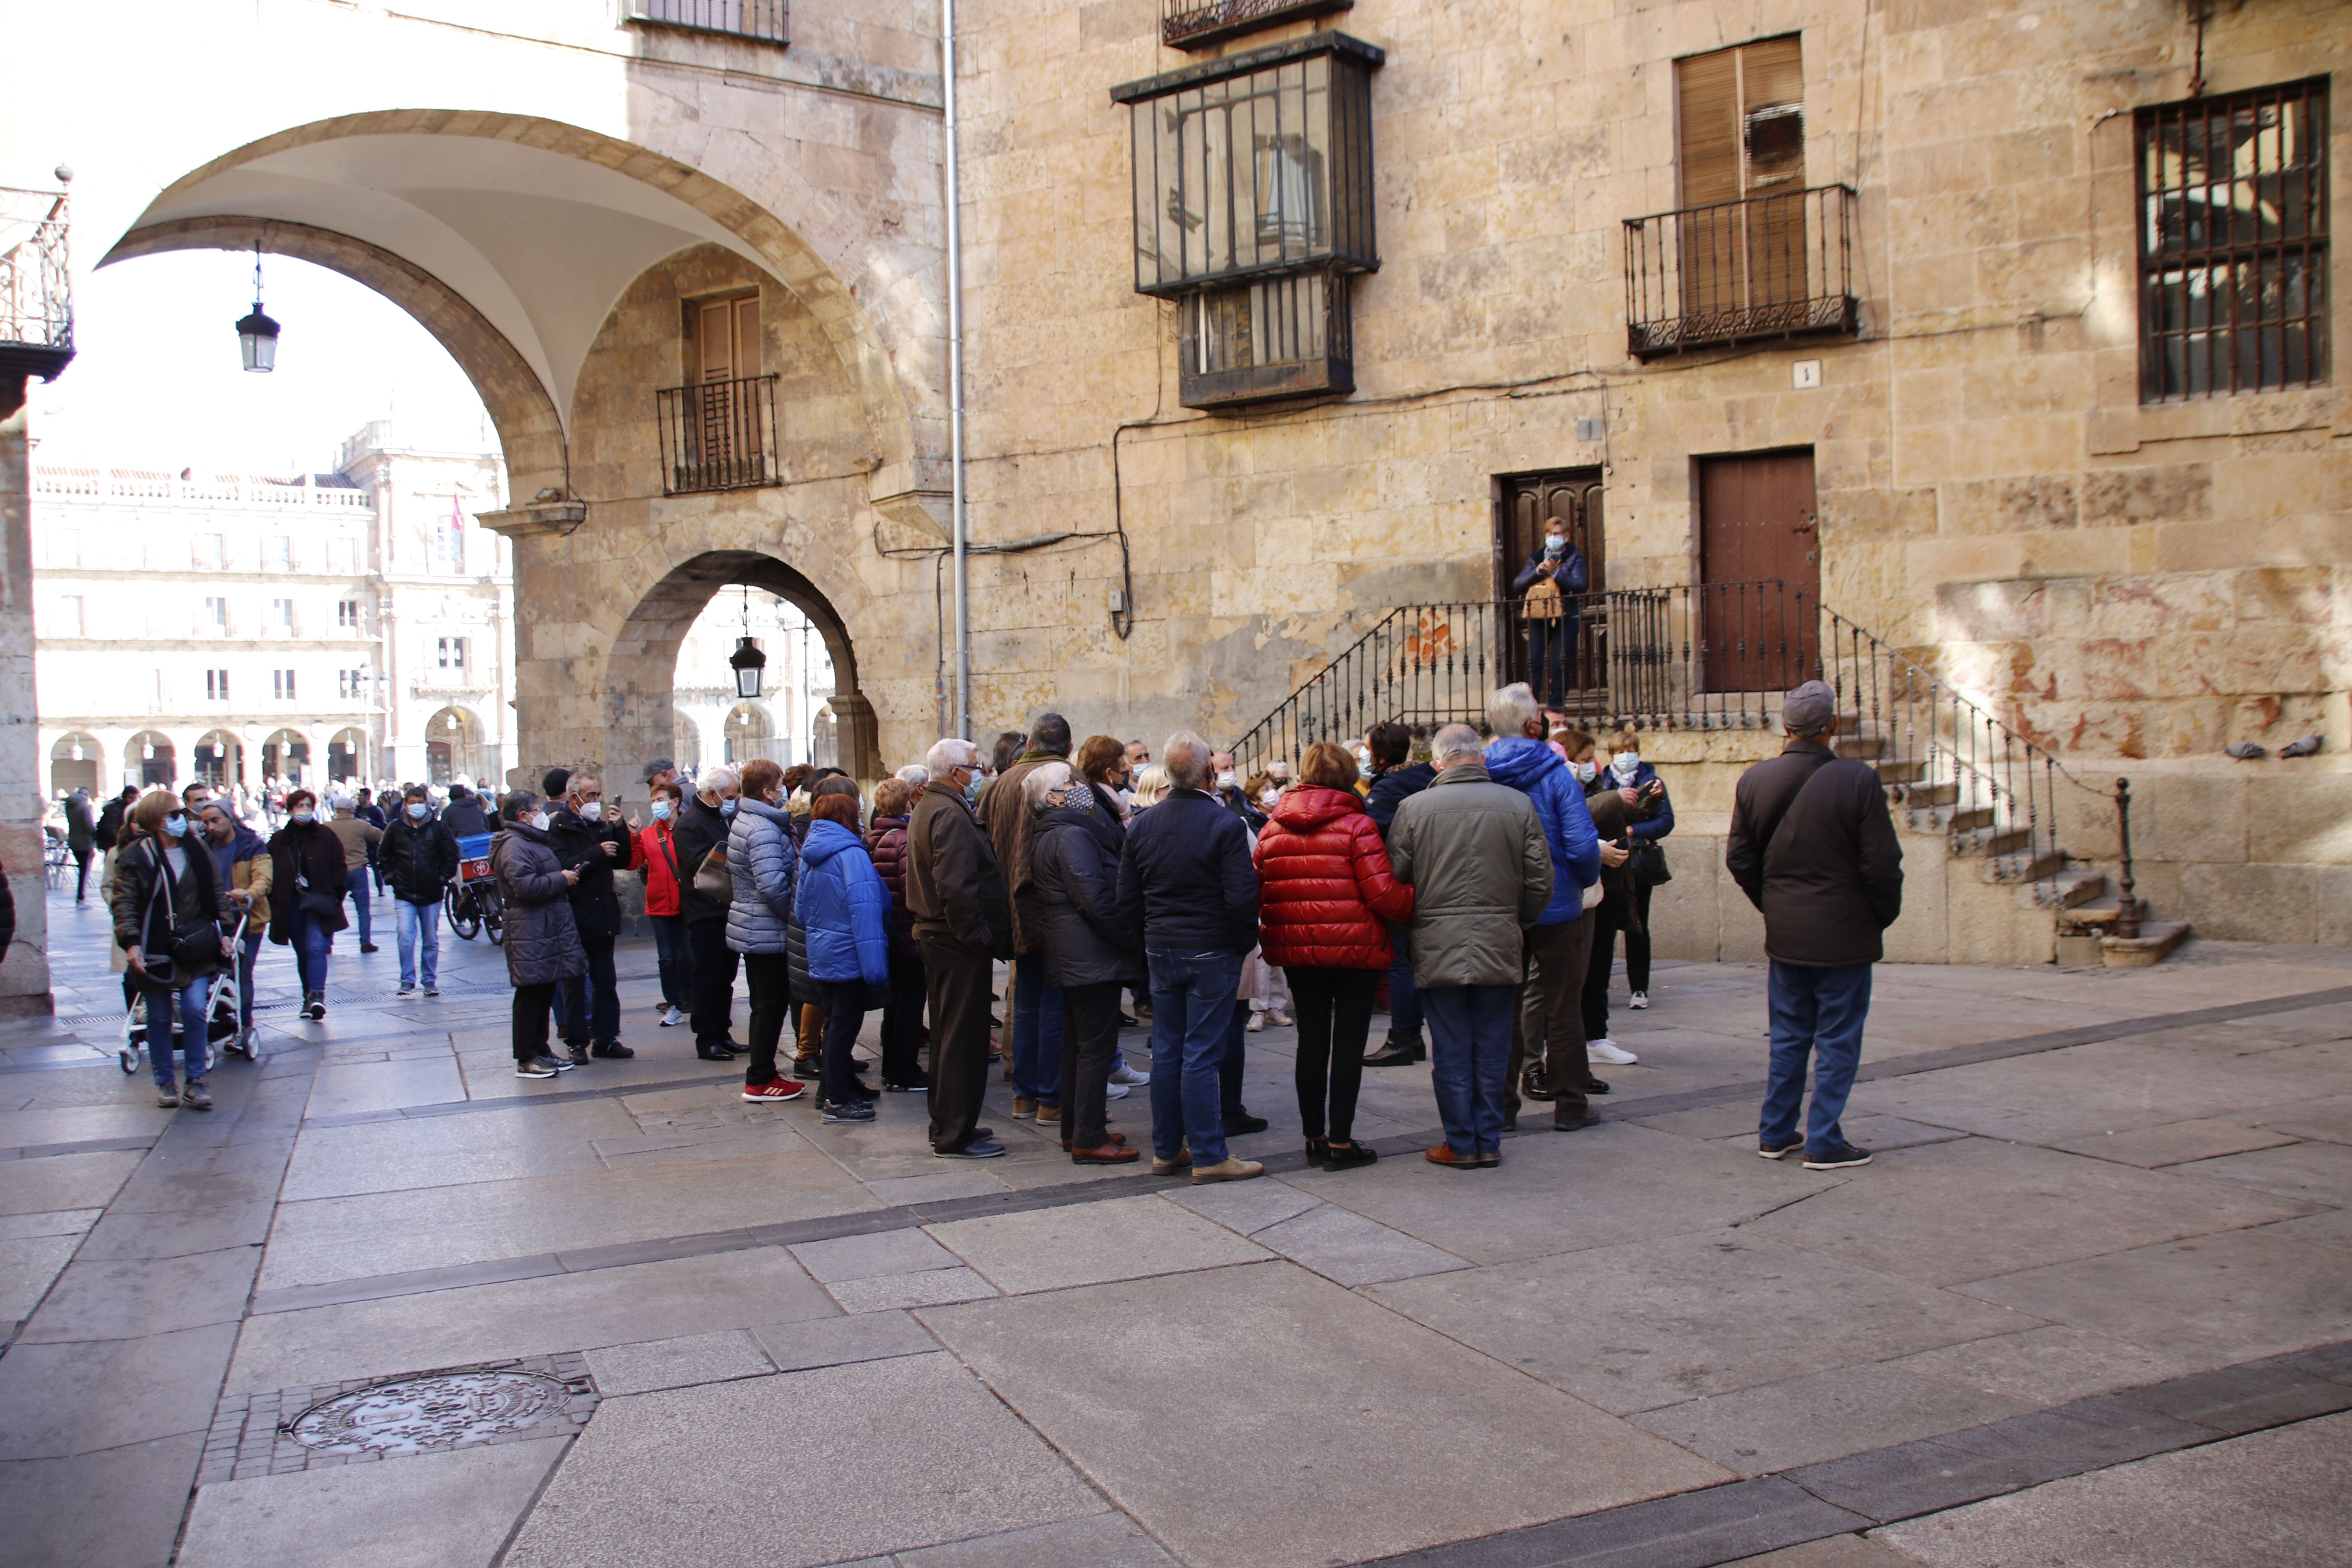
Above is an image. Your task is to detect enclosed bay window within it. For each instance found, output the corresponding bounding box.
[1114,31,1382,408]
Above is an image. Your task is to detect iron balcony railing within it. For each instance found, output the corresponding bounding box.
[1226,582,2119,903]
[656,374,782,496]
[1623,184,1857,358]
[627,0,787,44]
[0,185,74,387]
[1161,0,1352,49]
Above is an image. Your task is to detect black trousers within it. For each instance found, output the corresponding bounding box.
[920,932,993,1152]
[558,931,619,1046]
[815,976,869,1103]
[742,950,791,1085]
[1510,914,1595,1123]
[882,947,927,1084]
[688,918,739,1047]
[1290,966,1379,1143]
[1057,980,1123,1150]
[1625,881,1653,993]
[512,982,559,1062]
[1582,902,1623,1042]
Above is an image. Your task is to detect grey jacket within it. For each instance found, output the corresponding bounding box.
[1386,762,1553,987]
[492,824,586,987]
[725,797,798,956]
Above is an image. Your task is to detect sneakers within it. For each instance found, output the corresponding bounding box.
[1109,1060,1149,1087]
[742,1078,806,1103]
[422,984,439,998]
[659,1005,686,1028]
[1758,1136,1805,1160]
[591,1041,635,1059]
[550,1054,577,1072]
[1363,1034,1425,1067]
[1011,1097,1039,1119]
[1268,1010,1293,1027]
[304,992,326,1020]
[1151,1149,1193,1176]
[156,1082,181,1108]
[1191,1156,1265,1185]
[1105,1081,1131,1100]
[1629,991,1651,1010]
[1036,1104,1063,1125]
[1245,1011,1265,1033]
[566,1044,593,1068]
[935,1138,1007,1159]
[821,1098,877,1123]
[1804,1142,1873,1170]
[515,1055,564,1078]
[359,943,379,954]
[180,1080,212,1111]
[1587,1037,1639,1065]
[882,1074,931,1093]
[397,984,415,997]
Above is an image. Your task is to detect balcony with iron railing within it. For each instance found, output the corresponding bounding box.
[626,0,786,44]
[1623,184,1857,359]
[0,184,74,392]
[1160,0,1351,49]
[655,374,783,496]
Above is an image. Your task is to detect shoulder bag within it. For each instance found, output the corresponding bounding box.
[692,847,733,904]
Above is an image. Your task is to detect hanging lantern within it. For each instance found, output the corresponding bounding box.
[727,585,765,699]
[237,244,281,373]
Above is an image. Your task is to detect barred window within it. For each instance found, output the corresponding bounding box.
[2138,80,2329,402]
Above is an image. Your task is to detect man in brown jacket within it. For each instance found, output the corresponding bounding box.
[327,794,385,953]
[910,739,1013,1159]
[1726,679,1904,1172]
[976,713,1072,1120]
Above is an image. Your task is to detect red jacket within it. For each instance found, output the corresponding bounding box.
[632,818,685,918]
[1253,786,1414,970]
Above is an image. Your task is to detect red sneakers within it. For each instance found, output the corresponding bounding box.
[742,1078,806,1103]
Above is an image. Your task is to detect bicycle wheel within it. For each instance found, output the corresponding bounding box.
[445,881,480,941]
[483,887,505,946]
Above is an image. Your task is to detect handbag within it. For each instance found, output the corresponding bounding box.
[692,851,733,903]
[1523,575,1564,623]
[1632,839,1673,887]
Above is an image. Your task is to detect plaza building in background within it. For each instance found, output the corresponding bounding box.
[31,420,514,795]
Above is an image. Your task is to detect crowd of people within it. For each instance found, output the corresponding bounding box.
[73,675,1902,1178]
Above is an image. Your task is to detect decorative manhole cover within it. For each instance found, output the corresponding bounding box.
[286,1370,573,1455]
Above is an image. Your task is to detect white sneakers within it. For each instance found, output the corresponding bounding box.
[1109,1060,1149,1086]
[1106,1081,1130,1100]
[1587,1037,1639,1065]
[1629,991,1650,1010]
[659,1005,685,1027]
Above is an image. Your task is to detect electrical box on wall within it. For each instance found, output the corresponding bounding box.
[1576,418,1604,441]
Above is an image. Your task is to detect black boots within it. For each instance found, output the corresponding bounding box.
[1363,1033,1425,1067]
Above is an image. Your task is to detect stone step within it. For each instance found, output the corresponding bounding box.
[1976,844,2058,884]
[2024,866,2107,911]
[2104,920,2192,967]
[1951,823,2033,858]
[1904,802,2001,837]
[1874,757,1928,786]
[1836,733,1889,760]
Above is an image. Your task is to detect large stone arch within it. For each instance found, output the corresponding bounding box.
[102,217,570,503]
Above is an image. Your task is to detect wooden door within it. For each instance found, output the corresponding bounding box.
[1496,468,1604,704]
[690,296,762,485]
[1697,449,1817,693]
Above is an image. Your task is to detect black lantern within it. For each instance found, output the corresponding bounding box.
[236,245,279,373]
[729,634,767,699]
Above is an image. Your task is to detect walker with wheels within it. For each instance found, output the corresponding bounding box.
[116,913,260,1073]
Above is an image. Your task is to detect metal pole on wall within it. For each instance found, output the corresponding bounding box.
[942,0,972,740]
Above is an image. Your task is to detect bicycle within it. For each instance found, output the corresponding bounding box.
[444,857,505,945]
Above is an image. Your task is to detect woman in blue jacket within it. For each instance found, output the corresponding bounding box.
[1601,729,1673,1010]
[796,792,892,1123]
[1509,517,1588,704]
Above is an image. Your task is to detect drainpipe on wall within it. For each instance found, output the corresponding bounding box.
[942,0,972,740]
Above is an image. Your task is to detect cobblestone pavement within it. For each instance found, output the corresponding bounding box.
[3,884,2348,1566]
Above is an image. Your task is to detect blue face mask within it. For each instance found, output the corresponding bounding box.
[964,775,982,804]
[164,812,188,838]
[720,798,739,817]
[406,802,429,820]
[651,800,673,821]
[1544,536,1567,557]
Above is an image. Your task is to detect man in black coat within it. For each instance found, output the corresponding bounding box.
[1726,679,1903,1172]
[673,766,741,1060]
[1362,720,1436,1066]
[381,785,459,996]
[907,739,1012,1160]
[94,785,136,852]
[440,784,492,840]
[545,771,637,1062]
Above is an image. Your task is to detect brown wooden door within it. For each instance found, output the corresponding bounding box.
[1698,449,1817,693]
[1496,468,1604,705]
[690,296,762,485]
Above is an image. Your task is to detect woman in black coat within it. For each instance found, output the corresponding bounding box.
[110,791,236,1107]
[492,790,586,1079]
[266,787,350,1022]
[1030,763,1142,1165]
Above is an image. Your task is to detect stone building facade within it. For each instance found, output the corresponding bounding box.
[4,0,2343,1020]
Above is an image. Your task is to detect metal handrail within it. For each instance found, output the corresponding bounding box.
[1622,184,1856,358]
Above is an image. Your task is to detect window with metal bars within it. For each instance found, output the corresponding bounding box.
[2137,79,2329,402]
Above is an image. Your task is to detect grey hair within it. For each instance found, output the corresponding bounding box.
[697,764,738,798]
[1022,760,1074,811]
[895,763,930,788]
[925,737,980,775]
[1433,723,1485,764]
[1485,682,1540,737]
[1163,731,1212,791]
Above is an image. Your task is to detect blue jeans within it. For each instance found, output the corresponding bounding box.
[285,908,332,994]
[1762,961,1873,1155]
[145,975,214,1089]
[344,866,373,945]
[1388,949,1423,1043]
[231,933,260,1029]
[1526,612,1580,704]
[395,898,441,988]
[1425,983,1517,1156]
[1147,949,1241,1165]
[649,914,691,1009]
[1012,956,1064,1106]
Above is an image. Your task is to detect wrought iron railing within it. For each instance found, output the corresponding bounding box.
[1623,184,1857,358]
[1161,0,1350,49]
[655,374,782,495]
[627,0,787,43]
[0,185,74,385]
[1227,582,2119,903]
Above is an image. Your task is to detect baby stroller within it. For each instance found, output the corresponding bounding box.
[117,913,260,1074]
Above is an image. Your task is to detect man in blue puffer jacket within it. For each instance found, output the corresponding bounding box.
[1481,682,1622,1131]
[797,793,892,1123]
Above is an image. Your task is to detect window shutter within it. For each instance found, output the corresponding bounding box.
[1676,49,1740,209]
[697,299,736,383]
[733,297,762,379]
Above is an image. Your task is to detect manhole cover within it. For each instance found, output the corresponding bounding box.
[285,1370,574,1455]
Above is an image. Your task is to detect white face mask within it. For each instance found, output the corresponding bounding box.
[531,811,553,831]
[1571,760,1597,784]
[1215,770,1237,791]
[1612,752,1639,775]
[1258,789,1279,811]
[577,800,602,822]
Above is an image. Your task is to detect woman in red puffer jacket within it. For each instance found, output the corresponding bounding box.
[1255,741,1415,1172]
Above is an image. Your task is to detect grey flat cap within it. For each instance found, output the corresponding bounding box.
[1782,680,1838,736]
[642,757,675,782]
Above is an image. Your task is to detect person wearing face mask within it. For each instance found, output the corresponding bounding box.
[864,777,929,1093]
[630,779,695,1028]
[672,764,744,1060]
[1563,730,1656,1071]
[198,802,271,1054]
[977,713,1074,1124]
[1208,750,1267,831]
[726,759,811,1105]
[1603,729,1671,1012]
[1511,517,1590,706]
[544,771,638,1064]
[493,791,586,1078]
[327,794,386,954]
[267,788,350,1020]
[1029,762,1142,1163]
[381,786,459,998]
[112,791,237,1109]
[908,738,1014,1158]
[1361,720,1436,1067]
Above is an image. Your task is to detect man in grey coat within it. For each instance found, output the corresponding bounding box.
[1388,724,1553,1169]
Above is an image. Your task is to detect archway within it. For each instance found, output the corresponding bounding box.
[260,729,309,784]
[194,730,243,787]
[128,731,176,789]
[49,734,100,797]
[327,728,367,785]
[672,713,701,774]
[427,707,484,786]
[722,702,775,767]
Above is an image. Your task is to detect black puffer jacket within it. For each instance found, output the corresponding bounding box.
[492,824,586,985]
[1726,739,1904,967]
[382,816,459,905]
[1032,801,1140,989]
[546,807,632,937]
[109,832,235,989]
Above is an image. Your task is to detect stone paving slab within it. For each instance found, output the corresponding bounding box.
[2047,1118,2302,1168]
[893,1512,1179,1567]
[1885,1325,2204,1407]
[2170,1139,2352,1206]
[0,1206,99,1241]
[752,1307,940,1373]
[0,1320,240,1461]
[1631,1362,2038,1477]
[584,1329,776,1396]
[927,1192,1271,1295]
[1249,1199,1472,1286]
[281,1099,637,1200]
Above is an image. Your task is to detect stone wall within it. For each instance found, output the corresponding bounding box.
[0,393,51,1014]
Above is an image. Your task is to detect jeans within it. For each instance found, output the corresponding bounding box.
[512,981,559,1062]
[1387,946,1423,1044]
[343,867,373,945]
[395,898,441,989]
[230,933,261,1030]
[1220,991,1247,1115]
[649,914,692,1010]
[742,951,791,1086]
[814,977,869,1103]
[1146,949,1241,1166]
[143,975,214,1089]
[1011,955,1064,1107]
[1290,966,1378,1143]
[1762,961,1874,1155]
[1425,983,1517,1156]
[1525,612,1580,704]
[688,918,739,1046]
[285,908,332,995]
[558,932,619,1047]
